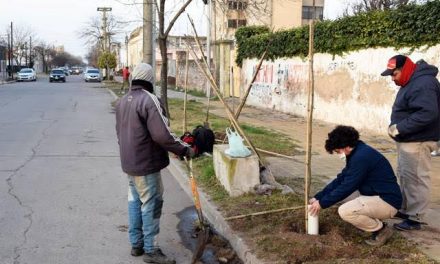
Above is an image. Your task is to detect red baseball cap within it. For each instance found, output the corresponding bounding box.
[381,55,408,76]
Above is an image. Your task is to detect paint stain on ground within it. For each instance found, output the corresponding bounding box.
[177,207,243,264]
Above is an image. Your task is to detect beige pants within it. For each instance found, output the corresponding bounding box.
[338,195,397,232]
[397,141,437,222]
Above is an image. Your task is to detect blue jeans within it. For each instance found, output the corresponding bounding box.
[127,172,164,253]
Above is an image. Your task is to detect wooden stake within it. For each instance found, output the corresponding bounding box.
[183,47,189,134]
[225,206,304,221]
[233,49,267,120]
[187,15,211,124]
[184,40,267,169]
[305,0,316,234]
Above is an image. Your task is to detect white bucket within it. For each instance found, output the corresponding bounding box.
[307,205,319,235]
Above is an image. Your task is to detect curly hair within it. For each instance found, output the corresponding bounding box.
[325,125,359,154]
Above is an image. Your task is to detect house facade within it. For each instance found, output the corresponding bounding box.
[210,0,325,97]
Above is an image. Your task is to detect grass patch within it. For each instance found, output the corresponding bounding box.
[168,98,301,156]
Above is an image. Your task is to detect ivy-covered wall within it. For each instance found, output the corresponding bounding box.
[239,45,440,135]
[236,1,440,66]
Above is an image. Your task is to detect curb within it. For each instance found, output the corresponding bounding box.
[0,80,15,85]
[167,157,265,264]
[107,88,119,100]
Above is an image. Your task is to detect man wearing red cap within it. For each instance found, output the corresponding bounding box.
[381,55,440,231]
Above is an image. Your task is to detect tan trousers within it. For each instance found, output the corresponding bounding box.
[396,141,437,222]
[338,195,397,232]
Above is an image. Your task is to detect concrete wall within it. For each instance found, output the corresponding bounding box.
[240,45,440,135]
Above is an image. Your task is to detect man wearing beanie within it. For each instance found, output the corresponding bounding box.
[115,63,194,263]
[381,55,440,231]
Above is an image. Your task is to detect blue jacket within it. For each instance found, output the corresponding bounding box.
[391,60,440,142]
[314,141,402,210]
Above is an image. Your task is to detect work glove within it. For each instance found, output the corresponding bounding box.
[388,124,399,138]
[185,147,196,159]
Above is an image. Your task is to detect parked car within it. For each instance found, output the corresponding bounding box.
[49,69,66,82]
[84,69,101,82]
[17,68,37,82]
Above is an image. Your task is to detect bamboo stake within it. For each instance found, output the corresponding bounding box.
[184,40,266,167]
[305,0,316,234]
[183,47,189,134]
[214,139,296,160]
[225,206,304,221]
[233,49,267,120]
[187,15,211,124]
[221,50,268,144]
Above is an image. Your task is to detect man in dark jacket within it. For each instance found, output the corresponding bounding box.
[115,63,194,264]
[381,55,440,231]
[309,126,402,246]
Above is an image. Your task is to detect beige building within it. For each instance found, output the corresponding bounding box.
[211,0,324,97]
[127,26,207,84]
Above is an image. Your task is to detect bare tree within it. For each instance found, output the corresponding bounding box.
[4,24,37,67]
[343,0,427,15]
[155,0,195,115]
[34,42,55,73]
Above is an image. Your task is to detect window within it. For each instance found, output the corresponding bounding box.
[228,0,247,10]
[228,19,237,28]
[302,6,324,20]
[228,19,247,28]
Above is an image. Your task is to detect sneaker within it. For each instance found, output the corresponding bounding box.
[131,247,144,257]
[431,150,440,156]
[393,211,409,220]
[393,219,421,231]
[365,223,394,246]
[143,249,176,264]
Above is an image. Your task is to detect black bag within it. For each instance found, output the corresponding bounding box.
[192,125,215,155]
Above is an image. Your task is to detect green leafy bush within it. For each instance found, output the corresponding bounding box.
[235,2,440,66]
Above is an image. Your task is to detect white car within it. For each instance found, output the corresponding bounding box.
[84,69,101,82]
[17,68,37,82]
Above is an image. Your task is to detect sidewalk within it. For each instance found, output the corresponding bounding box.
[167,89,440,262]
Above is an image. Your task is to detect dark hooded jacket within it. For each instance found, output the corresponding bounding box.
[314,141,402,210]
[115,84,189,176]
[391,60,440,142]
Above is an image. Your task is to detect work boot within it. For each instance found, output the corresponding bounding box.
[393,211,409,220]
[393,219,421,231]
[143,249,176,264]
[365,223,394,246]
[131,247,144,256]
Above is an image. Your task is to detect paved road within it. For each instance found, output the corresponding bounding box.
[0,75,193,264]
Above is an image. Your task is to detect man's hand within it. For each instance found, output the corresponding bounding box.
[308,200,321,217]
[388,124,399,138]
[185,147,196,159]
[309,197,317,204]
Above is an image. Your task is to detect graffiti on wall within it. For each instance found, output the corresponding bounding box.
[249,62,309,106]
[327,60,356,71]
[250,83,272,106]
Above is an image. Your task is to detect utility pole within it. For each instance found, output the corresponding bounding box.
[97,7,112,79]
[143,0,153,64]
[10,22,13,79]
[29,36,32,68]
[7,33,11,77]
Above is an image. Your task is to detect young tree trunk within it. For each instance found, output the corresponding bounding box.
[159,36,170,117]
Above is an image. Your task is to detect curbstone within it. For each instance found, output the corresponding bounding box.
[168,157,266,264]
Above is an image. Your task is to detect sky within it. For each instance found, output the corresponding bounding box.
[0,0,346,61]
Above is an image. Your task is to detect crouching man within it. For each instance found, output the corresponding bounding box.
[309,125,402,246]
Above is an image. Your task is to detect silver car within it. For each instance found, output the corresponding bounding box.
[17,68,37,82]
[84,69,101,82]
